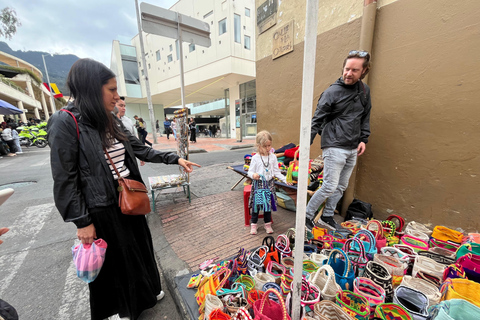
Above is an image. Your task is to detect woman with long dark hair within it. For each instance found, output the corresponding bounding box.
[47,58,200,320]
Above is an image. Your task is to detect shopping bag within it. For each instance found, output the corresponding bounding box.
[253,288,291,320]
[71,239,108,283]
[327,249,355,291]
[260,236,281,269]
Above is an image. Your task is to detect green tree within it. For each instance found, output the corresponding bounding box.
[0,7,21,40]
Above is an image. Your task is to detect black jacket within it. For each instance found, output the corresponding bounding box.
[47,103,179,228]
[310,77,372,149]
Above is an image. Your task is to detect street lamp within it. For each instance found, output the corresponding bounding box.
[42,54,56,114]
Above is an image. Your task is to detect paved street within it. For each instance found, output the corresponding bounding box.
[0,144,255,319]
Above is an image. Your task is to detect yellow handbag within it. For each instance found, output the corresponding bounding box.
[431,226,464,243]
[440,278,480,308]
[195,267,231,315]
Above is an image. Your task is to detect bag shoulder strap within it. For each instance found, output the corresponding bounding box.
[103,148,122,179]
[60,109,79,140]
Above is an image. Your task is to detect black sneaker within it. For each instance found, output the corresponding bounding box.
[321,216,337,229]
[305,217,315,230]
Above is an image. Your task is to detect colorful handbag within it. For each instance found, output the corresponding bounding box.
[429,237,461,253]
[260,236,281,269]
[205,294,224,320]
[373,254,406,286]
[314,300,356,320]
[417,250,455,265]
[440,278,480,307]
[442,262,466,281]
[428,298,480,320]
[254,273,275,291]
[335,290,370,320]
[209,308,232,320]
[253,288,291,320]
[343,238,369,277]
[308,264,342,301]
[367,220,387,252]
[456,253,480,283]
[248,246,269,275]
[233,307,253,320]
[412,255,446,281]
[280,273,293,296]
[327,249,356,291]
[354,230,378,256]
[266,261,286,284]
[393,286,429,320]
[252,175,273,213]
[275,235,292,258]
[399,235,428,253]
[385,214,405,237]
[374,303,412,320]
[456,243,480,260]
[363,261,394,303]
[405,221,432,238]
[353,277,386,316]
[196,267,231,314]
[432,226,464,244]
[247,290,264,306]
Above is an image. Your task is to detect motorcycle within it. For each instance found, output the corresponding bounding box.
[17,125,48,148]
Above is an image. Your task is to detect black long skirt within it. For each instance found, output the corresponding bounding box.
[88,205,161,320]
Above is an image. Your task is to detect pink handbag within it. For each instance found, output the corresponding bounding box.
[253,288,291,320]
[367,220,387,252]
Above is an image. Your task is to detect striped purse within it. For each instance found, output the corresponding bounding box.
[335,290,371,320]
[314,300,356,320]
[353,277,386,317]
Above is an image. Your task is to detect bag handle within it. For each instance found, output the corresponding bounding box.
[354,229,376,252]
[386,214,405,232]
[60,109,79,140]
[327,249,352,277]
[276,234,290,250]
[367,219,385,240]
[103,148,124,181]
[343,237,367,261]
[259,288,289,320]
[262,236,275,251]
[312,265,337,291]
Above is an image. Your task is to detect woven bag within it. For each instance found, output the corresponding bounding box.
[428,298,480,320]
[281,256,295,271]
[308,264,342,301]
[393,285,429,320]
[400,235,429,253]
[253,288,291,320]
[205,294,225,320]
[343,237,368,277]
[405,221,432,237]
[431,226,464,244]
[335,290,370,320]
[412,255,445,280]
[266,261,285,284]
[327,249,355,291]
[456,253,480,283]
[418,250,455,266]
[401,275,440,306]
[233,307,253,320]
[260,236,281,269]
[275,235,292,258]
[209,308,231,320]
[456,243,480,260]
[363,261,394,303]
[254,273,275,291]
[353,277,386,316]
[374,303,412,320]
[429,237,461,253]
[226,297,250,316]
[314,300,356,320]
[440,278,480,307]
[354,230,378,256]
[196,268,232,314]
[366,220,387,252]
[385,214,405,237]
[252,175,272,213]
[374,254,406,285]
[247,290,264,306]
[280,273,293,296]
[261,283,281,302]
[310,252,328,266]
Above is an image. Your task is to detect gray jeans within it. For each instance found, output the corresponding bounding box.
[306,147,357,219]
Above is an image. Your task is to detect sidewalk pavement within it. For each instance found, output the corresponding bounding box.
[147,183,298,318]
[146,132,255,153]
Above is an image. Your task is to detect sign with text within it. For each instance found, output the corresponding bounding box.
[257,0,277,34]
[272,20,294,60]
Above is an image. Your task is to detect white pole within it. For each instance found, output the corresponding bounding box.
[177,13,189,162]
[290,1,319,319]
[42,54,56,115]
[135,0,158,144]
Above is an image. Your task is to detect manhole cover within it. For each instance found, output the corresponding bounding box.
[0,181,37,190]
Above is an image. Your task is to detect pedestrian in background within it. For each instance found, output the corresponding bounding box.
[47,58,200,320]
[137,117,153,147]
[189,117,196,143]
[1,124,17,156]
[171,118,177,140]
[11,125,22,154]
[163,117,171,140]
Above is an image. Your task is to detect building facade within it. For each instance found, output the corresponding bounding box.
[111,0,257,137]
[254,0,480,231]
[0,51,56,123]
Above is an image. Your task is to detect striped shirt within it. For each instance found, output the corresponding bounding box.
[104,139,130,180]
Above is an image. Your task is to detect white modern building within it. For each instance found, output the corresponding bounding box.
[0,51,56,123]
[110,0,257,137]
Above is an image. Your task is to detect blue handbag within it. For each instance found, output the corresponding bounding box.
[252,175,274,213]
[354,229,378,256]
[327,248,355,291]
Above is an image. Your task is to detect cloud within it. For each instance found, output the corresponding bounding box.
[1,0,178,66]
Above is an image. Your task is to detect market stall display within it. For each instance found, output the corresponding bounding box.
[174,216,480,320]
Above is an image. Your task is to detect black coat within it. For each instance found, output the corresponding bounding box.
[310,77,372,150]
[47,104,179,228]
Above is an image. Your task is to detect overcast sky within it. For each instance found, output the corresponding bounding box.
[1,0,178,66]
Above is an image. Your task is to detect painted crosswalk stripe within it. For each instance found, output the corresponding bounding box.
[57,256,90,320]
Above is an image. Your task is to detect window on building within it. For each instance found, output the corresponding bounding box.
[148,63,151,69]
[167,54,173,62]
[156,50,160,61]
[138,61,141,67]
[203,10,213,19]
[245,8,250,17]
[219,18,227,35]
[189,43,196,52]
[175,40,180,60]
[244,35,251,50]
[169,44,173,52]
[122,58,140,84]
[141,69,145,76]
[234,14,241,43]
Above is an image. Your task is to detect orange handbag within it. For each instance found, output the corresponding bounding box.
[431,226,464,244]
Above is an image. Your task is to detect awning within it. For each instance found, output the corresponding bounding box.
[0,99,23,115]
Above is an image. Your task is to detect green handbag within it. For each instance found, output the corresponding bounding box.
[428,299,480,320]
[455,243,480,260]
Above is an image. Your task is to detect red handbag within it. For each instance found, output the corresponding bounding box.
[260,236,281,269]
[253,288,291,320]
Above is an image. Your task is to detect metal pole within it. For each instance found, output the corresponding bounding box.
[42,54,56,114]
[135,0,158,144]
[177,12,189,161]
[290,0,319,319]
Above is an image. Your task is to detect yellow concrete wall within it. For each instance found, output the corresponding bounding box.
[255,0,480,231]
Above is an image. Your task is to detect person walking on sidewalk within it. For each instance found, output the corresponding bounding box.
[115,98,137,137]
[137,117,153,147]
[47,58,201,320]
[171,118,177,140]
[305,50,372,230]
[163,117,171,140]
[248,130,292,235]
[188,117,196,143]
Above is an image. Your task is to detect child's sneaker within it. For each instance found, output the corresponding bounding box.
[265,222,274,234]
[250,223,258,235]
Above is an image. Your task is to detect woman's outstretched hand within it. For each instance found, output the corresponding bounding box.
[178,158,201,173]
[77,224,96,244]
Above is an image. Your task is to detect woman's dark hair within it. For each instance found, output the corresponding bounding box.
[66,58,125,148]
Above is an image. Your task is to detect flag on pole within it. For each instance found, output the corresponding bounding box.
[43,82,64,98]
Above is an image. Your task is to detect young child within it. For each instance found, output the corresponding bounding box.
[248,131,291,235]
